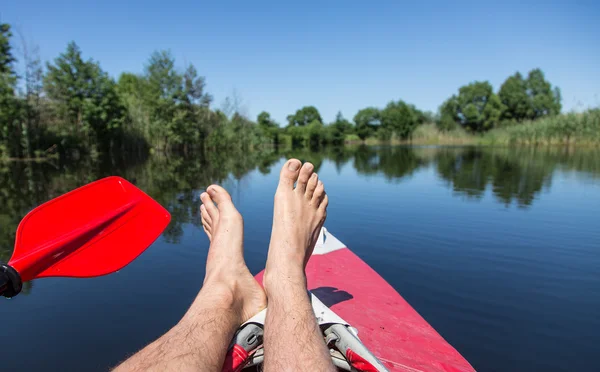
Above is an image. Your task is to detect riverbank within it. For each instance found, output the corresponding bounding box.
[346,109,600,146]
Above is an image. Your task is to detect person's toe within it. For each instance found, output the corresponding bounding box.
[318,194,329,214]
[278,159,302,191]
[305,172,318,199]
[207,185,241,221]
[200,192,219,221]
[200,204,212,228]
[202,225,212,240]
[207,185,233,204]
[295,162,314,193]
[311,180,325,205]
[200,204,212,227]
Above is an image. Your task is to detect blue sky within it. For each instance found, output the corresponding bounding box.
[3,0,599,124]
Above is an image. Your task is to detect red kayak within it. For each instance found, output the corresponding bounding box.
[225,228,475,372]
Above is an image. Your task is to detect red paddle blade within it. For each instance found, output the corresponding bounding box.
[7,177,171,282]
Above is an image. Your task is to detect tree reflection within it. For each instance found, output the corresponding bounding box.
[436,146,553,206]
[353,145,426,182]
[1,145,599,289]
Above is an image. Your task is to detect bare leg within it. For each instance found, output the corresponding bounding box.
[263,159,334,372]
[114,185,266,372]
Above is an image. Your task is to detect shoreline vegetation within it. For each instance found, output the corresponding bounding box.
[352,110,600,146]
[1,23,599,162]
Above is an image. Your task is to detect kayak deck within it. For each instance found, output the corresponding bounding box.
[256,229,474,372]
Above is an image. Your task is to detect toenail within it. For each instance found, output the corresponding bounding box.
[207,187,216,195]
[318,180,323,186]
[288,161,300,171]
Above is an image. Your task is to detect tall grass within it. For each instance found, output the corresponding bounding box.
[410,123,474,144]
[484,109,600,146]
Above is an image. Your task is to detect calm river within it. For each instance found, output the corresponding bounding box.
[0,146,598,371]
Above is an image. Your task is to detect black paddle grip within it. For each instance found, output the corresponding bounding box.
[0,263,22,298]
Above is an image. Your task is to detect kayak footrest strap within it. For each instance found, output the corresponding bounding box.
[324,324,389,372]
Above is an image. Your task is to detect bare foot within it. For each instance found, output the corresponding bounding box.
[200,185,267,323]
[264,159,328,292]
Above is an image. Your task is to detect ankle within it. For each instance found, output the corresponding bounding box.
[264,266,307,297]
[182,287,244,331]
[197,279,242,310]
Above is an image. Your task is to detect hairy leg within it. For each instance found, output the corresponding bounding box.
[263,159,334,372]
[113,185,266,372]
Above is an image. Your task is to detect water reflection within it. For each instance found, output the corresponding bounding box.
[1,146,599,265]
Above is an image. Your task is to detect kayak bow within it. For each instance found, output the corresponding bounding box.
[224,228,475,372]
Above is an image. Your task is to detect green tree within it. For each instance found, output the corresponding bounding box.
[482,93,504,129]
[285,124,309,147]
[438,97,459,131]
[381,100,424,139]
[0,23,20,157]
[257,111,280,145]
[118,72,152,139]
[0,25,15,75]
[353,107,380,140]
[175,64,213,148]
[142,50,181,148]
[526,68,561,119]
[257,111,277,128]
[181,64,212,107]
[498,72,531,121]
[332,111,353,133]
[307,119,326,147]
[422,111,438,124]
[44,42,125,150]
[125,51,214,150]
[441,81,505,132]
[18,31,44,157]
[287,106,322,126]
[327,111,353,145]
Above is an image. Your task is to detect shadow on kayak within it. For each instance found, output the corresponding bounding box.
[311,286,354,307]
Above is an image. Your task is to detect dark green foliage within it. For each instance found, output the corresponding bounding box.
[327,111,353,145]
[499,69,561,122]
[499,72,531,121]
[0,24,15,76]
[437,98,459,131]
[0,25,273,159]
[280,107,330,148]
[353,107,380,140]
[440,81,505,132]
[287,106,322,126]
[257,111,281,144]
[257,111,276,128]
[381,100,424,139]
[44,42,125,151]
[0,22,588,158]
[0,24,20,157]
[527,68,561,119]
[118,50,254,152]
[422,111,438,124]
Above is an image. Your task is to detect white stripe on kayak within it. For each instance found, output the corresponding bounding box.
[313,227,346,255]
